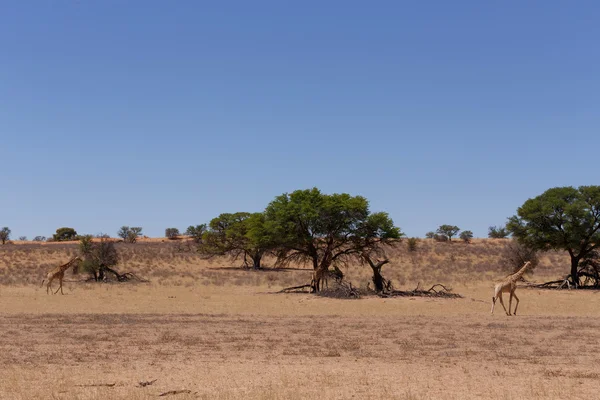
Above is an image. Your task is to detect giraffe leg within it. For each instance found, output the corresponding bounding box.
[47,277,54,295]
[54,273,64,295]
[512,292,520,315]
[491,296,497,314]
[508,292,513,315]
[498,293,509,316]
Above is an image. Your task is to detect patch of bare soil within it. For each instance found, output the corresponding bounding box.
[1,284,600,399]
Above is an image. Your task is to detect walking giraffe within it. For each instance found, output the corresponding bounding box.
[491,261,532,316]
[41,256,82,295]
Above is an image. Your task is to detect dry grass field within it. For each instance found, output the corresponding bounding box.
[1,239,599,399]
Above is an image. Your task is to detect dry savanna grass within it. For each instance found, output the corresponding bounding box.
[1,239,599,399]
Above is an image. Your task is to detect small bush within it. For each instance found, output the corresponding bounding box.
[407,237,418,252]
[165,228,180,240]
[33,236,46,242]
[501,240,538,274]
[488,225,510,239]
[460,230,473,243]
[0,227,11,244]
[425,231,435,239]
[18,236,27,241]
[433,234,448,242]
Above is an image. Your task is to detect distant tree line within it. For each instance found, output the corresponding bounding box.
[4,185,600,289]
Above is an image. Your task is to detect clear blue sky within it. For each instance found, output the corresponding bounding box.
[1,1,599,239]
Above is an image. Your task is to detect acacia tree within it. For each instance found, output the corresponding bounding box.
[165,228,180,240]
[0,227,10,244]
[437,225,460,242]
[78,235,120,281]
[507,186,600,286]
[264,188,402,292]
[53,227,77,242]
[354,211,403,292]
[201,212,272,269]
[186,224,206,243]
[117,226,143,243]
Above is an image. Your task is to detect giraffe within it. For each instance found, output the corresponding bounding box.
[41,256,82,295]
[491,261,532,316]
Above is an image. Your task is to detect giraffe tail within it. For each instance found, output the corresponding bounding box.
[41,279,45,288]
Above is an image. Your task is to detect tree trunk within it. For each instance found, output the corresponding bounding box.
[362,254,389,293]
[252,253,262,270]
[371,265,384,292]
[570,256,580,287]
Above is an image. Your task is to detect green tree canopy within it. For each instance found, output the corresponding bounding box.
[264,188,402,291]
[436,225,460,241]
[201,212,273,269]
[507,186,600,286]
[53,227,78,242]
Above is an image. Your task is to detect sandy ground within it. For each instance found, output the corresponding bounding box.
[1,283,600,400]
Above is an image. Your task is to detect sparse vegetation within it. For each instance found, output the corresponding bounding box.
[32,236,46,242]
[500,240,539,274]
[407,237,418,252]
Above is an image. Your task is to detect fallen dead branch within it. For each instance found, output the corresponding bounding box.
[159,389,192,396]
[75,383,116,387]
[379,282,462,298]
[316,280,360,299]
[278,284,312,293]
[138,379,157,387]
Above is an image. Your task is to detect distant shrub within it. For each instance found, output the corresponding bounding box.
[0,227,11,245]
[488,225,510,239]
[436,225,460,242]
[433,234,448,242]
[78,236,120,281]
[186,224,207,243]
[460,230,473,243]
[53,227,78,242]
[18,236,27,241]
[501,240,539,274]
[425,231,435,239]
[165,228,180,240]
[407,237,418,252]
[117,226,143,243]
[33,236,46,242]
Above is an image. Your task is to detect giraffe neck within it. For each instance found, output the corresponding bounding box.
[61,257,80,271]
[510,263,530,281]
